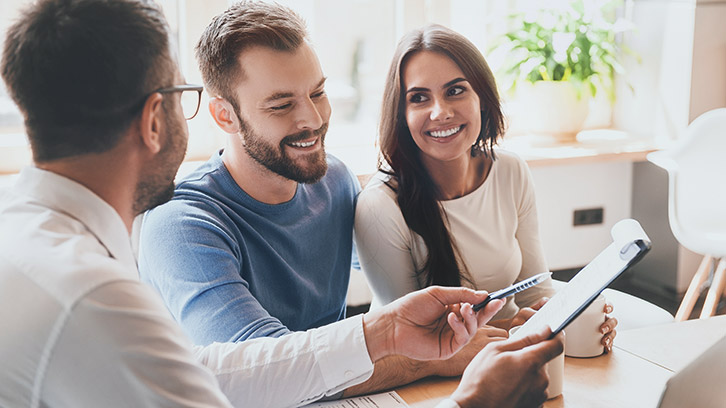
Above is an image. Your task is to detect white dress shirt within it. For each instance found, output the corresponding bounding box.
[0,167,373,408]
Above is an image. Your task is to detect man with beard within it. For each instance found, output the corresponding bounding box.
[137,0,498,398]
[0,0,565,407]
[138,2,357,345]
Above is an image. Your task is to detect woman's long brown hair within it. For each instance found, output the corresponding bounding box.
[378,24,506,287]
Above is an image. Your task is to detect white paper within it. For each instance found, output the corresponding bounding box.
[512,219,649,339]
[303,391,410,408]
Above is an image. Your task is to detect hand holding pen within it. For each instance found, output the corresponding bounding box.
[472,272,552,312]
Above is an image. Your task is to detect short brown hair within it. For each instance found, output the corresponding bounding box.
[195,1,308,107]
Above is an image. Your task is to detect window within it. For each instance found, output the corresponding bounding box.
[0,0,29,173]
[0,0,640,176]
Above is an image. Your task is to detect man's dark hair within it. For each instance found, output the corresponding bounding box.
[1,0,173,162]
[195,1,307,111]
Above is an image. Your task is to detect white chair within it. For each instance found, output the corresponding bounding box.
[647,108,726,321]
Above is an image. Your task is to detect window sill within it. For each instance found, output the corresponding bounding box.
[500,129,661,168]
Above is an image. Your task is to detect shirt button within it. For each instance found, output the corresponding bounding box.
[344,370,354,380]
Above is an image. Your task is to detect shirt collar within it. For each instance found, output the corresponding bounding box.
[13,166,137,271]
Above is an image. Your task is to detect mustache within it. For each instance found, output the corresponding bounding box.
[281,122,329,145]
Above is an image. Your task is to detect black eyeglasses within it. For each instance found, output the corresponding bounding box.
[155,84,203,120]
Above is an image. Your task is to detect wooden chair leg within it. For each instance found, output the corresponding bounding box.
[700,258,726,319]
[675,255,713,321]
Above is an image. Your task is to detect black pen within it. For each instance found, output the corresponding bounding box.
[472,272,552,312]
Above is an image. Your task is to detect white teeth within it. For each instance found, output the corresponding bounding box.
[429,126,461,138]
[290,140,316,148]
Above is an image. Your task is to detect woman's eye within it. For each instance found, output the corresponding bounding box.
[409,93,428,104]
[448,86,465,96]
[311,90,326,99]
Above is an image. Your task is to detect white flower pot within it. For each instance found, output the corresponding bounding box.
[518,81,590,142]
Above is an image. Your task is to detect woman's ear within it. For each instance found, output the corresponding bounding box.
[139,92,164,154]
[209,97,241,134]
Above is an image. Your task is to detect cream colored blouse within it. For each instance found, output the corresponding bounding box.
[355,149,555,319]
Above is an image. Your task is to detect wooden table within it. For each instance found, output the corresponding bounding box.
[396,316,726,408]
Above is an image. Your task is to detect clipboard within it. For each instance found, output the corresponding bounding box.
[510,219,652,340]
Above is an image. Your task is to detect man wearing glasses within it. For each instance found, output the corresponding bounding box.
[0,0,562,407]
[139,1,356,346]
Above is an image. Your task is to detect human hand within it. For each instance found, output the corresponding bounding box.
[432,326,509,377]
[362,286,504,362]
[600,302,618,352]
[450,327,565,408]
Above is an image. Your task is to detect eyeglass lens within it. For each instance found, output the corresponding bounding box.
[180,90,201,120]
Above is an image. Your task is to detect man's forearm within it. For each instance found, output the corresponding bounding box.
[342,355,438,397]
[347,302,436,397]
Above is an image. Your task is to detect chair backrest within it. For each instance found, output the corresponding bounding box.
[647,108,726,257]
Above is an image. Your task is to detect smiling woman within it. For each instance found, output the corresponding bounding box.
[402,51,485,179]
[354,23,619,350]
[359,23,506,293]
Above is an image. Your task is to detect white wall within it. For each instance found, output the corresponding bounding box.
[613,0,696,144]
[531,162,633,270]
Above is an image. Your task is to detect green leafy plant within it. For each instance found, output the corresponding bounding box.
[492,0,636,101]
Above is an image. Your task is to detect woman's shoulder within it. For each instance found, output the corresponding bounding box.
[356,171,406,223]
[358,171,397,202]
[493,148,530,178]
[494,148,526,166]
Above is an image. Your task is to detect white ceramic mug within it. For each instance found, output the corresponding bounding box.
[564,293,606,358]
[510,326,564,400]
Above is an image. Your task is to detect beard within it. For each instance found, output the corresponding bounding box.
[239,116,328,184]
[132,106,188,215]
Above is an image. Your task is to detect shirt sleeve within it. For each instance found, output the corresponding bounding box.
[194,314,374,407]
[138,201,290,345]
[354,180,421,306]
[45,280,374,408]
[512,158,556,309]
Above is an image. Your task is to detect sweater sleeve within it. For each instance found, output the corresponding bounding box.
[354,179,421,306]
[138,200,291,345]
[512,157,556,309]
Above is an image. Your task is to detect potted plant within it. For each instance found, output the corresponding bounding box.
[492,0,634,141]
